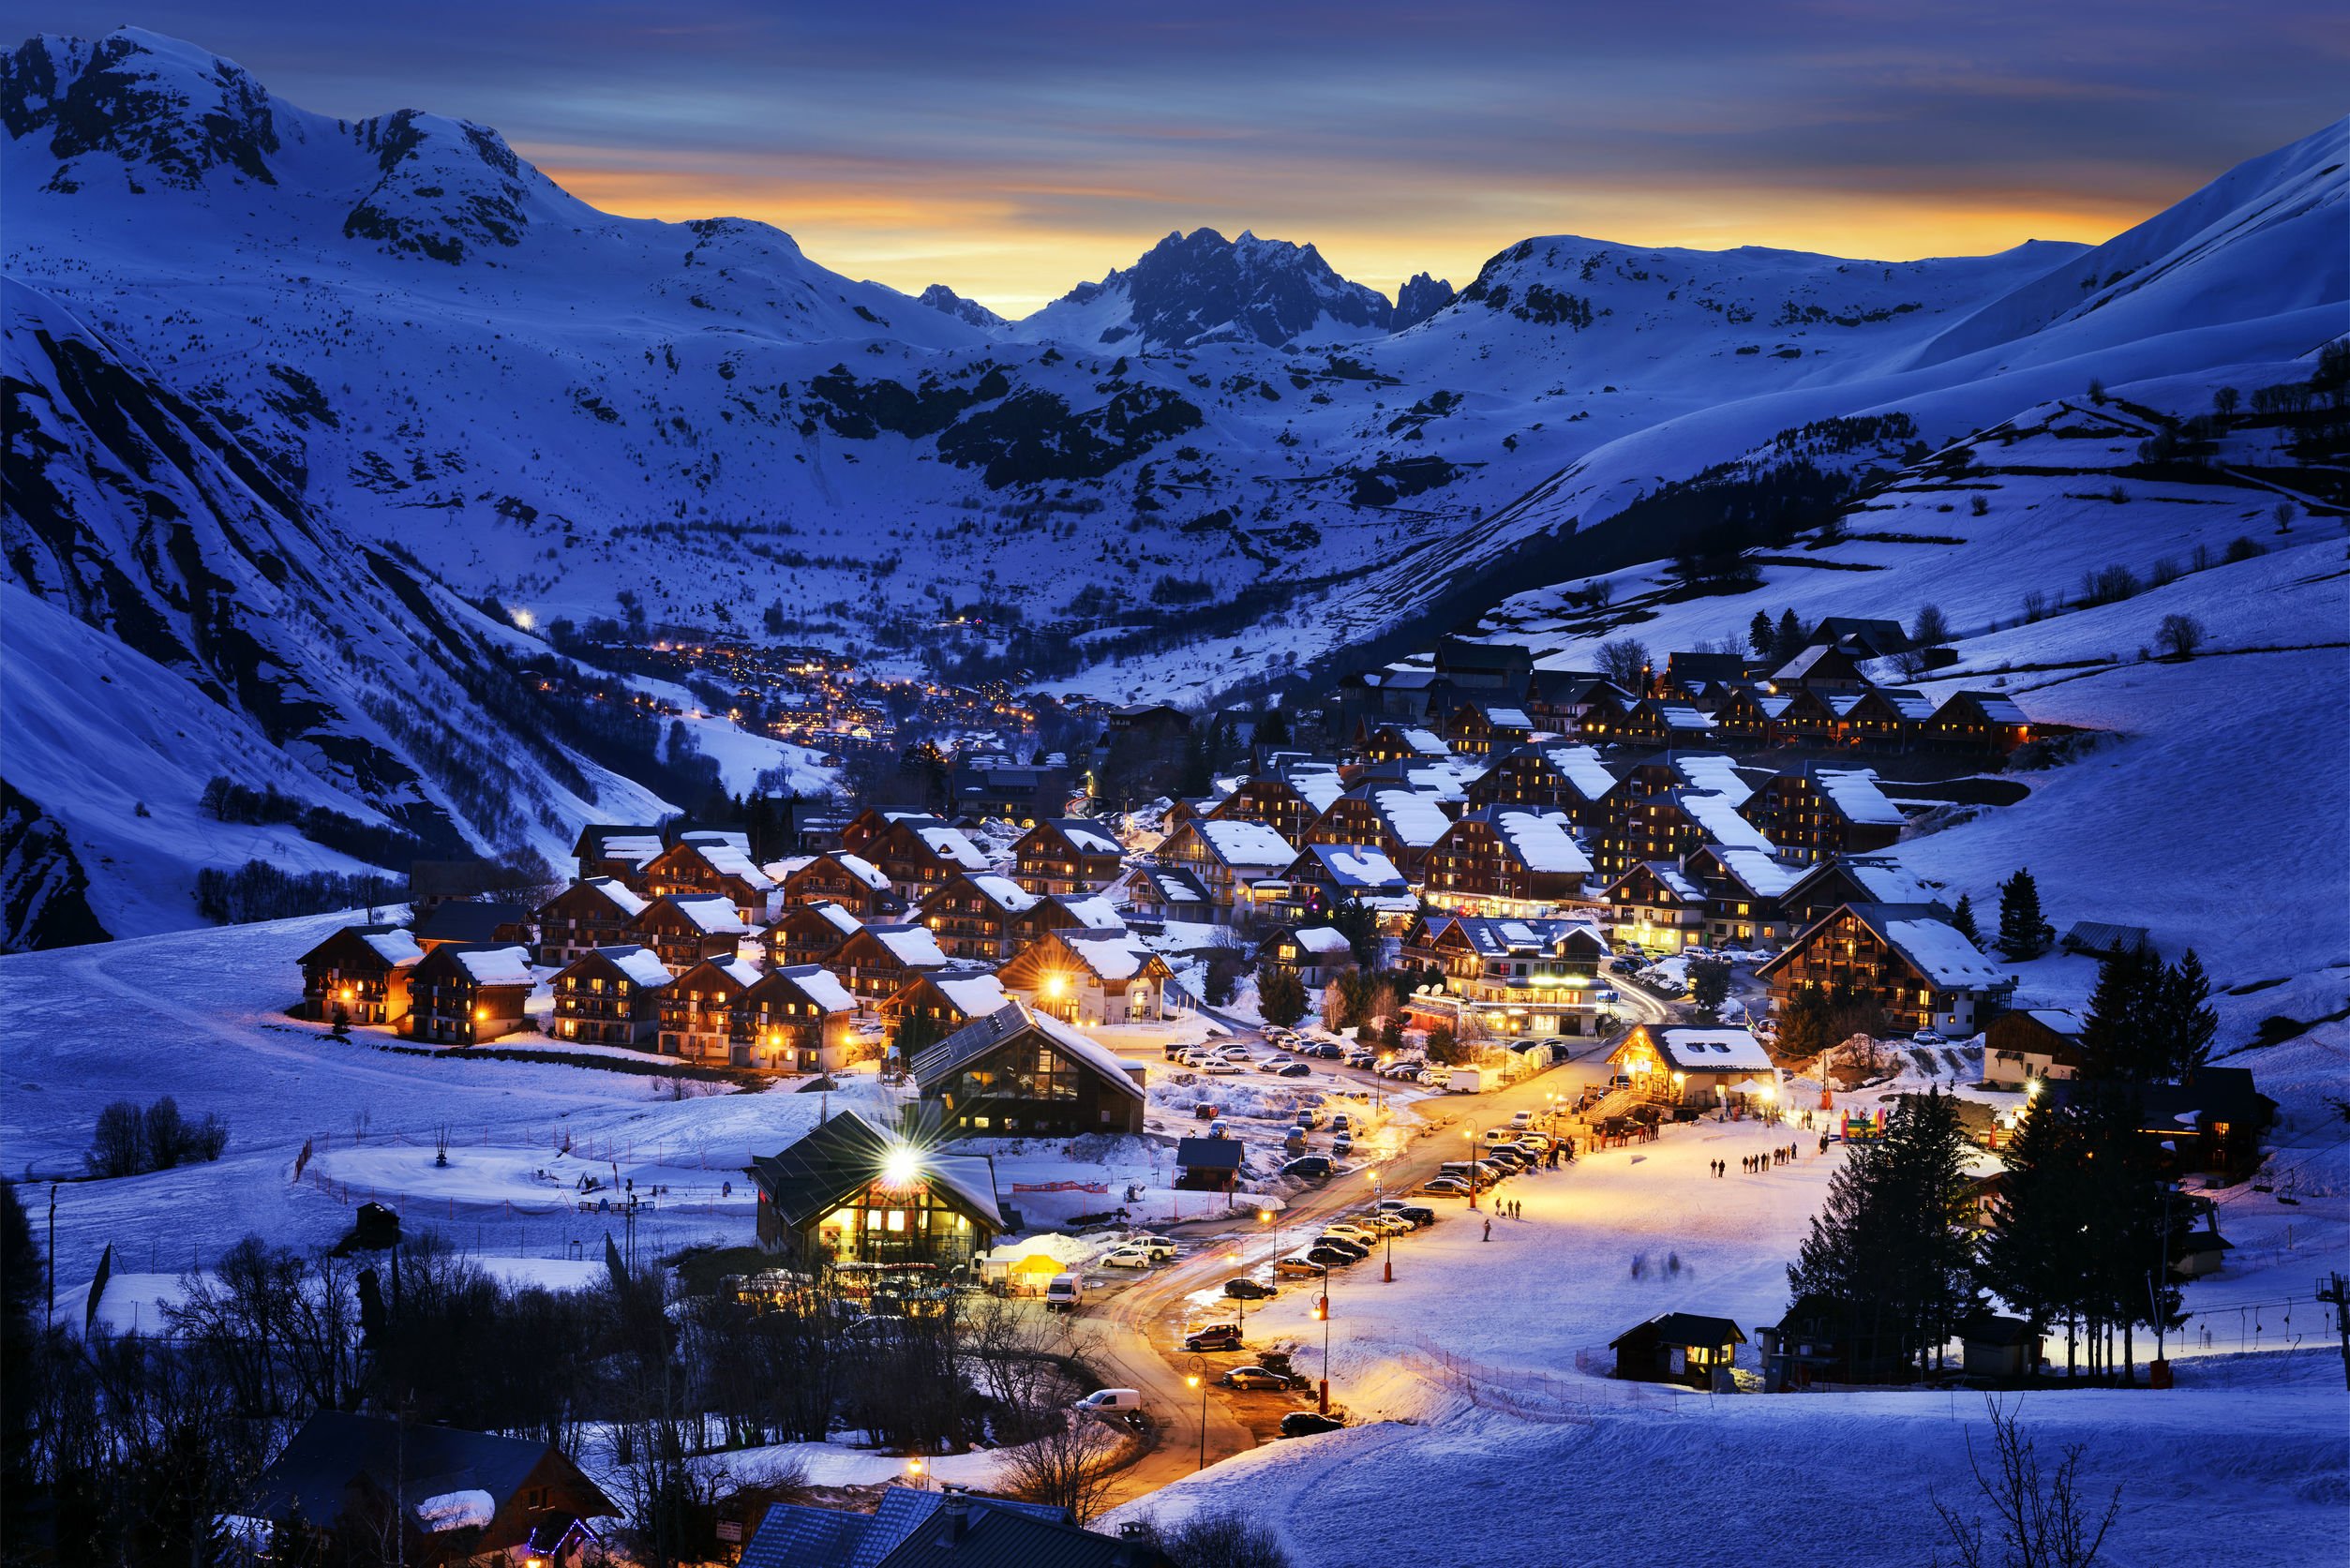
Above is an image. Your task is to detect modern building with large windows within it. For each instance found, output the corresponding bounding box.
[908,999,1149,1138]
[745,1112,1003,1277]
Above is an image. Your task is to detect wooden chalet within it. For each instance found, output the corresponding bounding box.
[1769,684,1849,749]
[1778,855,1943,928]
[825,922,953,1004]
[1664,650,1764,695]
[1157,816,1296,920]
[534,876,651,966]
[1841,686,1935,751]
[1105,702,1191,741]
[640,837,774,924]
[1274,843,1411,924]
[1758,1294,1907,1389]
[404,943,532,1045]
[1769,642,1872,693]
[861,814,993,903]
[1466,745,1581,814]
[1602,861,1708,952]
[1708,684,1786,748]
[298,925,424,1026]
[2044,1068,2275,1181]
[1257,924,1356,991]
[1679,844,1803,949]
[1422,806,1594,915]
[882,971,1011,1055]
[248,1411,613,1568]
[1010,817,1125,895]
[1208,775,1329,848]
[911,1000,1148,1138]
[1301,786,1449,880]
[1609,1023,1780,1109]
[1434,636,1534,693]
[630,893,751,973]
[1125,864,1214,923]
[1609,1312,1746,1389]
[1739,769,1906,862]
[1444,702,1534,757]
[1982,1008,2085,1090]
[1355,721,1450,767]
[1402,913,1612,1038]
[732,964,861,1072]
[783,850,901,917]
[659,956,764,1063]
[1813,617,1909,658]
[747,1111,1002,1281]
[918,872,1047,962]
[1617,697,1719,748]
[766,899,865,968]
[1923,691,2034,754]
[571,823,666,884]
[1570,683,1639,743]
[1759,903,2013,1036]
[996,927,1172,1026]
[548,945,670,1050]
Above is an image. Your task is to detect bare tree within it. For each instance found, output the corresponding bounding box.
[1912,604,1953,648]
[999,1411,1127,1524]
[1130,1509,1295,1567]
[2154,614,2206,660]
[1595,637,1650,692]
[1932,1396,2120,1568]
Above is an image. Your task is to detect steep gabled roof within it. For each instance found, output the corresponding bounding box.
[744,1111,1002,1232]
[911,1000,1146,1103]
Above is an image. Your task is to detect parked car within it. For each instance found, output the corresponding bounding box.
[1304,1244,1359,1269]
[1344,1050,1375,1068]
[1363,1212,1412,1234]
[1274,1254,1329,1278]
[1220,1365,1296,1392]
[1310,1042,1345,1059]
[1044,1275,1083,1312]
[1101,1246,1155,1269]
[1376,1202,1437,1226]
[1280,1411,1346,1438]
[1282,1156,1335,1180]
[1330,1113,1353,1133]
[1184,1322,1243,1351]
[1075,1388,1144,1418]
[1223,1277,1278,1301]
[1912,1028,1947,1046]
[1330,1134,1355,1157]
[1419,1177,1474,1198]
[1310,1236,1368,1262]
[1203,1061,1245,1075]
[1277,1062,1312,1078]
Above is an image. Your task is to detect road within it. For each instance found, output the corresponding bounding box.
[1090,978,1678,1505]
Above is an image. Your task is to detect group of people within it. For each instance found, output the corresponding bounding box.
[1709,1142,1809,1178]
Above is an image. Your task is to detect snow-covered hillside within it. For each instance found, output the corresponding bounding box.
[9,29,2336,703]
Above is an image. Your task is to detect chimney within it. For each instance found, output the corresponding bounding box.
[940,1484,969,1545]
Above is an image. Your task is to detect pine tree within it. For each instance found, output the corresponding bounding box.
[1748,610,1774,658]
[1774,608,1806,664]
[1327,896,1380,972]
[2077,941,2163,1082]
[2161,949,2217,1077]
[1950,892,1980,947]
[1994,868,2053,960]
[1256,963,1308,1028]
[1976,1096,2082,1345]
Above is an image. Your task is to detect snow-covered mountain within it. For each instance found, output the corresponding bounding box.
[1014,227,1398,350]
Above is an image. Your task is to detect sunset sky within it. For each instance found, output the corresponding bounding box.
[10,1,2343,313]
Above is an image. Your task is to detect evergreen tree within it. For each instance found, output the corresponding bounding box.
[2160,949,2217,1077]
[1327,896,1381,972]
[1950,892,1980,946]
[1773,608,1807,663]
[1774,983,1833,1063]
[1994,868,2053,960]
[1976,1097,2084,1346]
[1255,706,1291,748]
[1256,963,1309,1029]
[1747,610,1775,657]
[2077,941,2163,1082]
[1686,955,1732,1017]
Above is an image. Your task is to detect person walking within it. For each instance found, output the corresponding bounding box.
[1483,1217,1492,1243]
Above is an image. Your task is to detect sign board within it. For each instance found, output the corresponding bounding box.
[715,1520,743,1544]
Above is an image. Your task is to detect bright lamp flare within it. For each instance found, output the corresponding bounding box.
[882,1146,921,1187]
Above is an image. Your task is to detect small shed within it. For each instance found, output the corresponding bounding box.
[1608,1311,1745,1389]
[1961,1315,2041,1381]
[2172,1230,2234,1279]
[2061,920,2152,957]
[1175,1136,1245,1193]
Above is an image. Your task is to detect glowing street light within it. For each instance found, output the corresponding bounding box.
[882,1146,922,1187]
[904,1456,925,1488]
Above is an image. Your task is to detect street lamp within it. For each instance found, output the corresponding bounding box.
[1313,1264,1334,1413]
[904,1456,926,1489]
[1188,1356,1209,1471]
[1462,1121,1480,1208]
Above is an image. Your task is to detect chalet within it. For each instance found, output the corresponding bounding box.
[882,971,1011,1056]
[1961,1315,2043,1381]
[1404,913,1612,1038]
[660,956,764,1063]
[1923,691,2033,754]
[1608,1024,1780,1109]
[1669,754,1760,807]
[572,823,666,884]
[641,838,776,924]
[1209,776,1327,847]
[919,873,1046,961]
[746,1110,1001,1273]
[1664,650,1764,694]
[1466,745,1579,814]
[838,805,904,855]
[1778,855,1944,928]
[1275,844,1411,923]
[951,761,1070,824]
[1157,817,1296,920]
[1105,702,1192,742]
[1174,1135,1245,1194]
[1617,697,1718,748]
[1739,769,1906,862]
[1708,684,1787,749]
[1603,861,1708,952]
[534,877,651,966]
[911,1000,1148,1138]
[1009,818,1125,896]
[731,964,861,1072]
[861,814,993,903]
[1770,684,1851,749]
[1981,1008,2086,1090]
[298,925,424,1026]
[1841,686,1935,751]
[547,946,669,1049]
[996,928,1173,1026]
[1813,617,1908,659]
[1571,682,1639,743]
[741,1486,1163,1568]
[766,899,865,968]
[1758,903,2013,1036]
[404,944,533,1045]
[2044,1068,2275,1181]
[1258,924,1356,991]
[825,922,953,1004]
[247,1411,613,1568]
[1679,844,1803,949]
[411,900,534,952]
[1523,671,1624,735]
[1611,789,1773,871]
[1444,702,1534,757]
[1758,1294,1907,1389]
[1301,786,1449,880]
[631,893,752,973]
[1125,864,1215,924]
[1422,806,1593,916]
[1609,1312,1746,1390]
[783,851,900,917]
[1434,636,1533,693]
[1769,642,1872,694]
[1356,721,1450,766]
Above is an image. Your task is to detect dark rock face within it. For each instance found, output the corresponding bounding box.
[1394,273,1457,331]
[2,31,279,187]
[1065,228,1393,349]
[0,781,110,952]
[918,284,1007,330]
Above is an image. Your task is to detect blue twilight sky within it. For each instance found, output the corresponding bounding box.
[5,1,2343,312]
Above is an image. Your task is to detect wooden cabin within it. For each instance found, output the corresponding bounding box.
[534,877,650,966]
[1708,684,1786,749]
[571,823,666,884]
[1923,692,2033,754]
[630,893,751,973]
[1300,786,1448,880]
[1739,769,1905,863]
[1609,1312,1746,1389]
[1679,844,1803,949]
[659,956,764,1063]
[404,944,533,1045]
[1777,855,1943,929]
[1982,1008,2085,1090]
[730,963,861,1072]
[765,899,864,968]
[1769,642,1872,693]
[640,839,774,924]
[861,814,993,903]
[911,1000,1149,1138]
[1125,864,1214,924]
[825,922,953,1004]
[1257,924,1356,991]
[783,851,900,917]
[1010,818,1126,896]
[1609,1023,1779,1108]
[297,925,423,1026]
[1759,903,2013,1036]
[1157,817,1297,921]
[881,971,1011,1057]
[1444,703,1534,757]
[1465,745,1580,814]
[548,946,670,1050]
[1208,776,1326,848]
[917,872,1046,962]
[1602,861,1708,952]
[1402,914,1612,1038]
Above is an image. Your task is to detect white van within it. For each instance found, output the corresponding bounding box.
[1044,1273,1083,1312]
[1075,1387,1144,1417]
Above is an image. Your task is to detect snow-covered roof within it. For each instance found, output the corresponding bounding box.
[2025,1008,2086,1036]
[1814,769,1907,827]
[581,876,650,918]
[917,824,991,870]
[1482,706,1533,729]
[1401,727,1450,755]
[1645,1027,1775,1073]
[608,948,673,988]
[1059,928,1164,982]
[966,874,1041,913]
[1293,773,1345,814]
[455,946,532,986]
[596,832,664,867]
[666,894,750,934]
[1617,860,1702,902]
[1538,743,1618,801]
[761,855,815,882]
[914,1000,1146,1102]
[681,829,752,854]
[1370,788,1450,847]
[873,926,950,967]
[773,963,858,1012]
[1484,809,1592,874]
[810,900,866,936]
[1053,893,1126,930]
[1879,915,2009,990]
[1289,925,1355,956]
[1658,702,1715,731]
[1680,791,1775,854]
[1027,1006,1149,1096]
[1192,817,1296,869]
[713,957,765,988]
[1835,858,1938,905]
[933,973,1010,1016]
[832,852,890,890]
[1054,820,1123,857]
[360,929,425,968]
[1671,754,1753,807]
[1709,848,1801,899]
[1298,844,1407,889]
[695,842,774,889]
